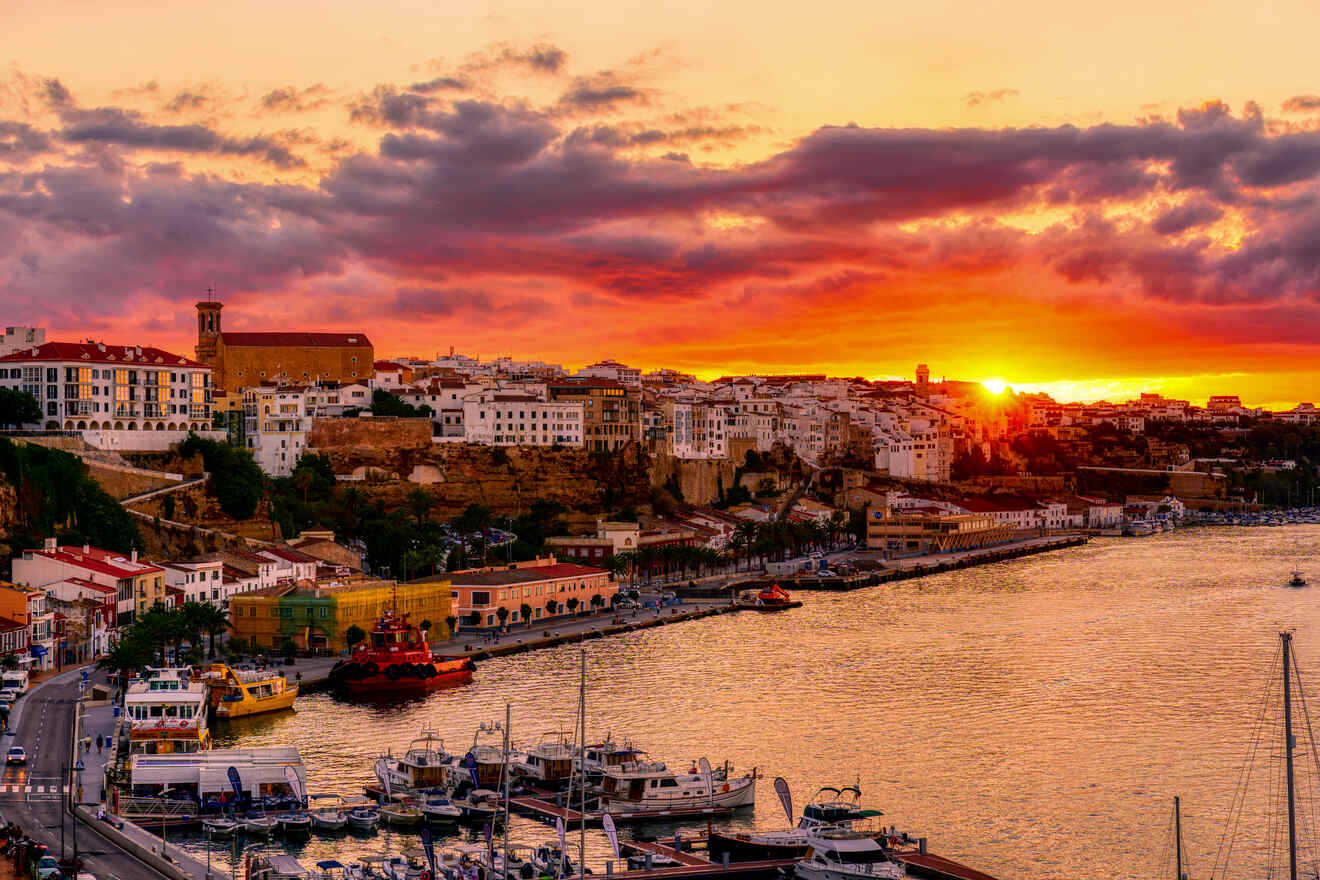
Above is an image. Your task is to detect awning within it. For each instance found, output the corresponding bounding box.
[28,645,46,657]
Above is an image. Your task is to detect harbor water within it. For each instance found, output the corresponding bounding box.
[183,526,1320,879]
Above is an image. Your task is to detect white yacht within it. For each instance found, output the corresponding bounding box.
[598,760,755,810]
[575,740,648,782]
[794,828,906,880]
[513,734,576,788]
[380,729,456,793]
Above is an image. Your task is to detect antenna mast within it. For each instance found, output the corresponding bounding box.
[1283,630,1299,880]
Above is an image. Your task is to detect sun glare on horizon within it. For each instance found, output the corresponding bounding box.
[981,378,1008,394]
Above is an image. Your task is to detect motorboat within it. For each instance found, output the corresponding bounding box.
[201,816,240,838]
[793,828,906,880]
[575,741,648,783]
[1289,571,1309,588]
[736,584,796,610]
[278,810,313,835]
[514,734,576,789]
[248,852,312,880]
[598,759,756,810]
[309,795,348,832]
[381,729,457,793]
[380,801,424,828]
[418,793,463,824]
[452,788,502,823]
[709,785,884,861]
[346,806,380,832]
[530,842,584,878]
[243,810,279,835]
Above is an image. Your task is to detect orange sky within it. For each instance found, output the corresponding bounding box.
[2,0,1319,408]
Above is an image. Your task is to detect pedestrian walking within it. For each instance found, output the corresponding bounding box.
[96,733,103,754]
[83,735,92,753]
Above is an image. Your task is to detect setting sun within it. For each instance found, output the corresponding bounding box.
[982,379,1008,395]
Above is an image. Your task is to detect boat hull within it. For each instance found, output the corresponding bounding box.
[336,657,475,697]
[602,781,755,811]
[215,688,299,719]
[708,830,808,861]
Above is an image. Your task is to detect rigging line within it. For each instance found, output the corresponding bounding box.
[1215,643,1283,879]
[1288,650,1320,869]
[1159,800,1174,880]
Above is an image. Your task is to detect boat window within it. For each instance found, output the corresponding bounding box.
[659,778,679,787]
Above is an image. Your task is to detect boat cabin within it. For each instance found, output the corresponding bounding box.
[124,674,211,753]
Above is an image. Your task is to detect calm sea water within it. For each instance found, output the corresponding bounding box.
[181,527,1320,880]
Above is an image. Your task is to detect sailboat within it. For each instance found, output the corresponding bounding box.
[1210,631,1320,879]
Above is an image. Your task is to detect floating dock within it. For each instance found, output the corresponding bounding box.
[510,795,736,826]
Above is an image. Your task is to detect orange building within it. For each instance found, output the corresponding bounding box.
[414,562,616,631]
[195,301,374,393]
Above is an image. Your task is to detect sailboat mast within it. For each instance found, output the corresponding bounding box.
[580,647,587,875]
[1283,631,1299,880]
[503,703,511,876]
[1173,796,1182,880]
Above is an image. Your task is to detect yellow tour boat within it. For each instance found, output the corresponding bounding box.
[202,663,298,719]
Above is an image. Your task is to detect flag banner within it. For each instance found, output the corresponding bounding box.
[773,777,794,826]
[602,813,620,860]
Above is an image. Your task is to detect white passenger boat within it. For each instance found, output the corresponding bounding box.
[381,728,457,793]
[575,740,648,782]
[793,828,906,880]
[598,760,756,810]
[309,794,348,831]
[202,816,240,837]
[346,805,380,831]
[243,810,279,835]
[419,793,462,823]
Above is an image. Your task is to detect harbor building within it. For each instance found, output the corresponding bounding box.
[195,300,374,393]
[413,562,615,631]
[546,378,641,452]
[865,508,1015,557]
[0,582,55,671]
[227,578,453,653]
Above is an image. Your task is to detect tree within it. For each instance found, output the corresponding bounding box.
[98,635,150,687]
[370,389,429,418]
[345,624,366,650]
[589,594,604,613]
[408,488,433,526]
[179,434,263,520]
[196,604,231,658]
[495,606,510,628]
[545,598,558,618]
[0,653,16,671]
[566,597,580,615]
[520,603,533,628]
[445,614,458,636]
[0,388,41,429]
[420,619,433,634]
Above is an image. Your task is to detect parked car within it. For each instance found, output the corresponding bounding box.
[0,688,21,703]
[614,598,639,609]
[7,746,26,765]
[0,701,11,716]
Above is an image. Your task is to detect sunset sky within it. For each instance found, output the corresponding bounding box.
[3,0,1319,407]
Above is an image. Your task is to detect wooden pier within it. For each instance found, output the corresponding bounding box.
[509,795,737,826]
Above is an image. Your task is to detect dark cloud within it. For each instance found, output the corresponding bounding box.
[40,78,73,108]
[390,286,549,320]
[165,91,207,113]
[1282,95,1320,114]
[557,74,649,112]
[1151,198,1224,235]
[408,76,470,94]
[0,121,53,156]
[460,42,568,76]
[963,88,1019,108]
[258,85,331,114]
[59,107,306,168]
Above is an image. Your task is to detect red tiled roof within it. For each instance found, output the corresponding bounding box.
[221,332,372,348]
[443,562,609,586]
[259,547,319,564]
[25,546,163,578]
[56,577,115,595]
[374,361,404,371]
[0,617,26,633]
[0,341,205,367]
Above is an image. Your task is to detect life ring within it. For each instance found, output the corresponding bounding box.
[722,783,730,793]
[386,665,402,680]
[362,661,379,676]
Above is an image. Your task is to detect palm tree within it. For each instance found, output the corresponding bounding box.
[733,521,758,570]
[99,635,149,689]
[195,604,230,658]
[408,488,433,526]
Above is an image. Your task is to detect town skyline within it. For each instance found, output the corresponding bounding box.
[4,1,1320,410]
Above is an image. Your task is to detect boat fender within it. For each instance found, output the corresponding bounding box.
[520,864,535,880]
[722,783,730,792]
[465,659,478,671]
[423,664,438,678]
[362,661,379,676]
[386,665,402,680]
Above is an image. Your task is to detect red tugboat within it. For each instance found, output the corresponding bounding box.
[736,584,801,611]
[329,609,474,696]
